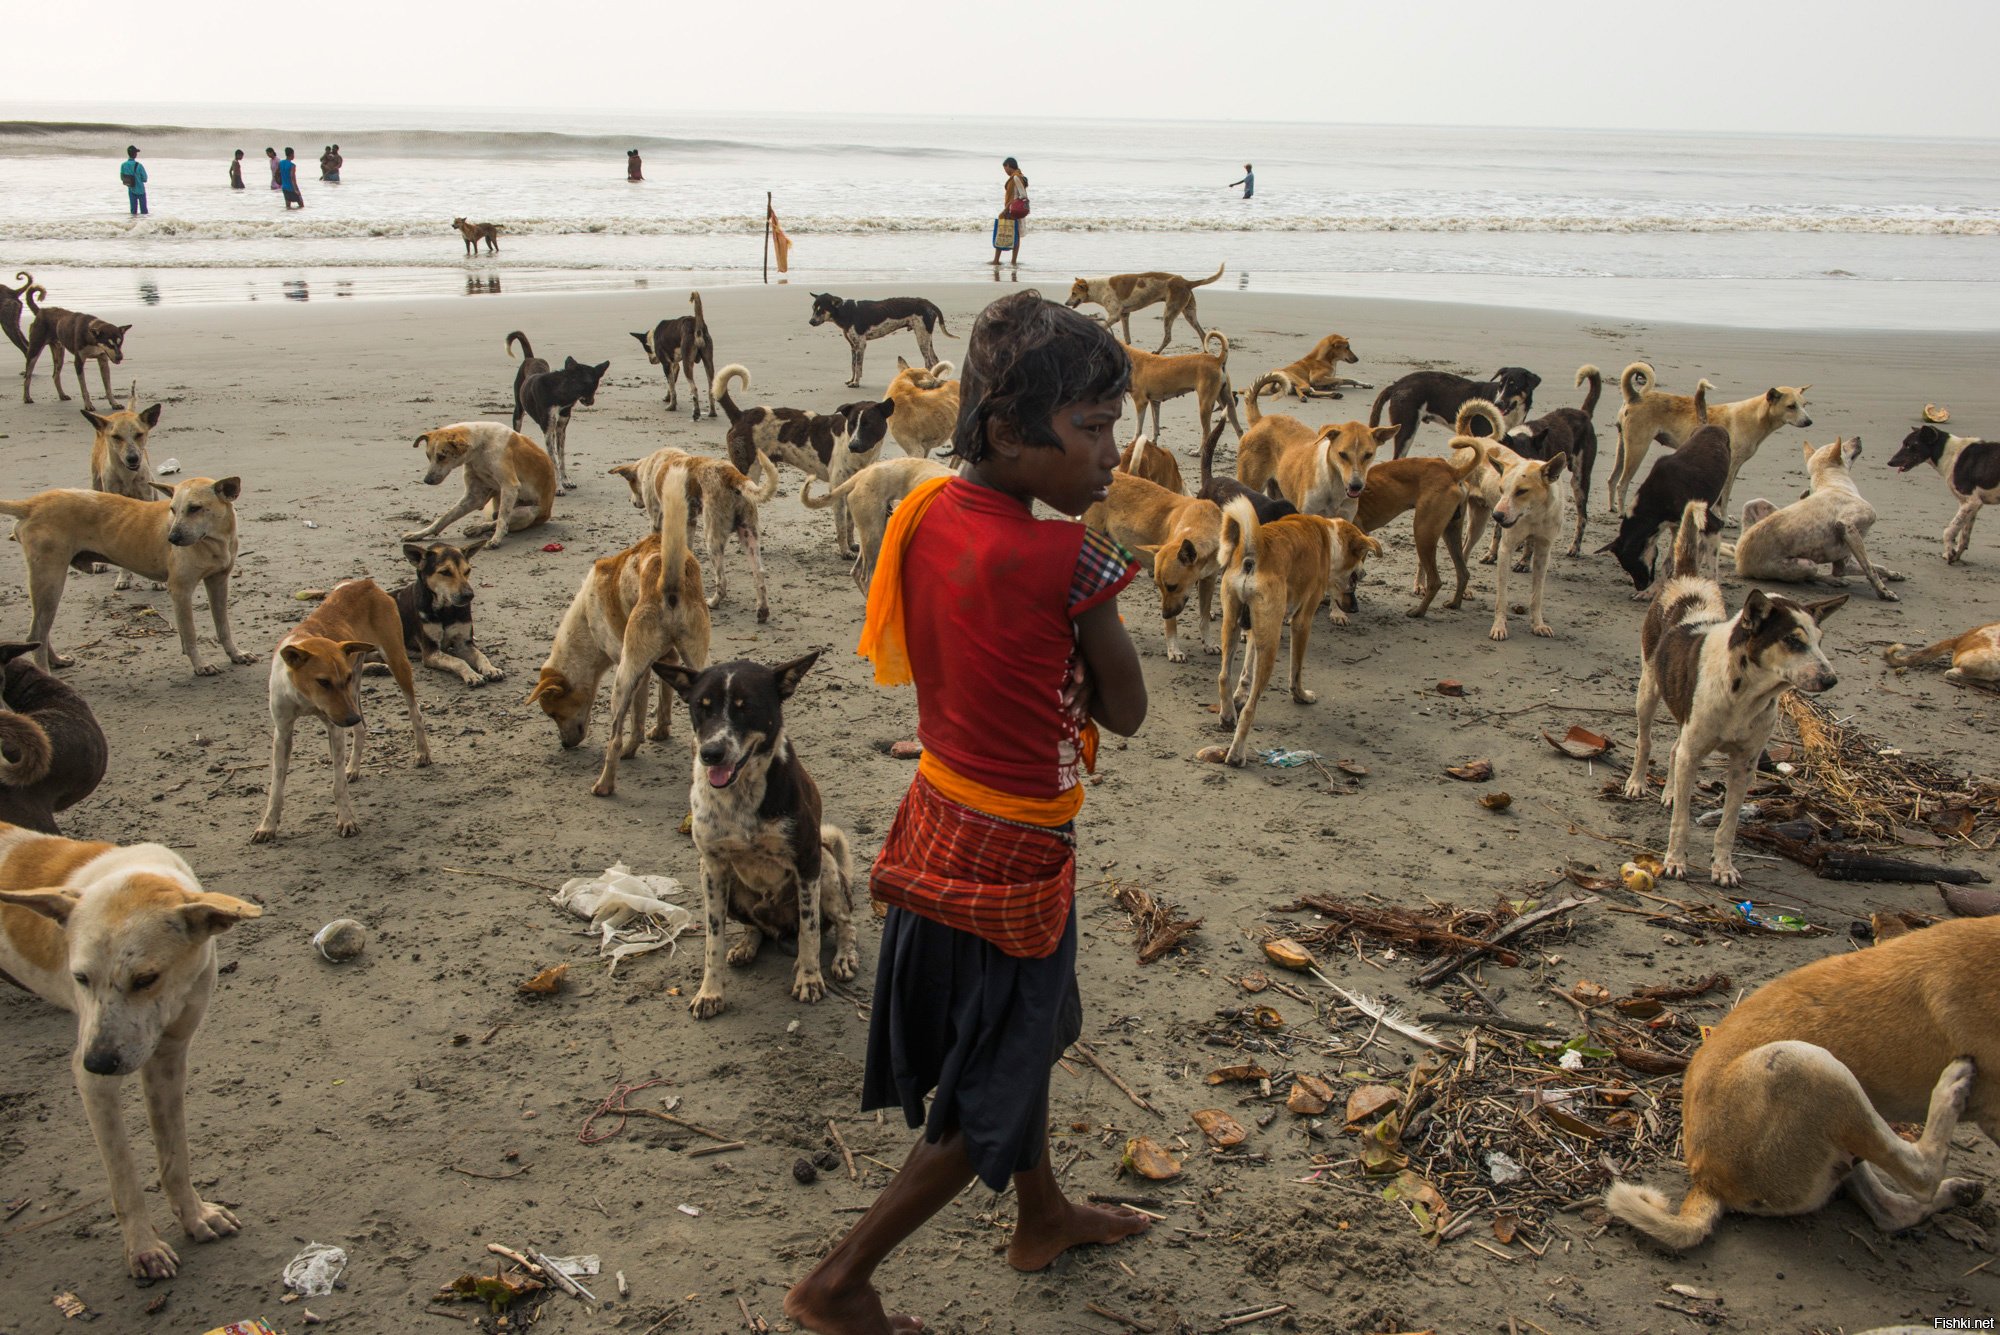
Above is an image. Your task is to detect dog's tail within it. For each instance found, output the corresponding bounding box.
[742,449,779,504]
[712,363,750,425]
[1203,330,1229,365]
[659,462,694,557]
[929,303,958,339]
[800,470,858,510]
[1198,412,1230,492]
[1190,263,1226,289]
[819,824,856,914]
[1619,361,1655,406]
[1454,398,1505,440]
[1219,495,1262,581]
[928,359,956,381]
[1604,1181,1726,1250]
[1885,634,1964,669]
[1368,380,1397,427]
[1576,364,1603,418]
[5,270,29,298]
[1693,378,1715,424]
[1668,500,1724,580]
[1448,439,1488,485]
[505,330,534,362]
[0,498,35,521]
[0,710,53,789]
[1244,372,1284,426]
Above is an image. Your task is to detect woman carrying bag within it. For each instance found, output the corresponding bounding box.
[990,157,1029,266]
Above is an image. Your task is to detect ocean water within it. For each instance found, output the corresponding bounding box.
[4,104,1998,328]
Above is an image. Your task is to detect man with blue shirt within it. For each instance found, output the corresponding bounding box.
[1229,164,1254,200]
[278,147,304,210]
[120,146,149,215]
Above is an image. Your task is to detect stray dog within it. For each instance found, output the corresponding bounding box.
[2,270,41,356]
[801,455,951,595]
[1065,264,1224,351]
[712,363,890,555]
[1237,375,1395,521]
[807,292,955,388]
[0,477,253,676]
[452,217,501,255]
[254,578,432,842]
[883,356,960,458]
[388,539,506,688]
[506,330,609,491]
[527,464,710,797]
[1606,916,1996,1249]
[403,421,556,549]
[1368,366,1541,459]
[1118,434,1184,494]
[1483,440,1568,642]
[609,444,778,620]
[1609,362,1811,516]
[1621,507,1843,885]
[630,292,716,418]
[0,824,260,1278]
[0,643,108,834]
[1083,472,1223,662]
[1503,364,1600,556]
[1215,497,1381,765]
[84,392,165,590]
[1197,410,1297,524]
[1600,425,1732,596]
[1887,423,1999,564]
[1886,622,2000,690]
[1734,438,1901,600]
[654,652,858,1019]
[1126,331,1244,444]
[22,287,131,410]
[1351,442,1488,617]
[1268,331,1362,400]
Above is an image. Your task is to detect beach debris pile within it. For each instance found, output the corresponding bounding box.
[1108,879,1203,963]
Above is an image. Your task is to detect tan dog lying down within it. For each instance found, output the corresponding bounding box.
[1732,437,1901,601]
[1083,471,1222,662]
[1886,623,2000,688]
[1268,332,1361,400]
[1607,916,1997,1248]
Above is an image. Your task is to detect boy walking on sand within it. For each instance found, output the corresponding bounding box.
[121,146,148,215]
[786,291,1152,1335]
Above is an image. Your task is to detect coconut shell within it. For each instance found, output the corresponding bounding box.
[1262,937,1315,971]
[1191,1108,1248,1147]
[518,963,570,996]
[1121,1136,1183,1181]
[1287,1074,1335,1116]
[1344,1083,1400,1126]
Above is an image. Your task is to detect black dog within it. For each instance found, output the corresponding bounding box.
[0,642,109,834]
[1599,425,1731,593]
[385,539,504,689]
[1887,423,1999,565]
[1504,364,1602,557]
[808,292,955,388]
[653,653,858,1020]
[22,287,131,411]
[506,330,609,493]
[1197,413,1297,522]
[630,292,716,419]
[2,270,39,357]
[1369,366,1542,459]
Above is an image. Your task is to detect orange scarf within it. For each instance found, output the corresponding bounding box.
[858,476,1088,827]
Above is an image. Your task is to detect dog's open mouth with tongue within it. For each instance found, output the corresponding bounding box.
[706,756,747,788]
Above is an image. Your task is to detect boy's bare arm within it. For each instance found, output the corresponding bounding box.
[1074,600,1146,736]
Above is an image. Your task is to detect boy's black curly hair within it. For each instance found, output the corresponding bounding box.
[951,291,1130,464]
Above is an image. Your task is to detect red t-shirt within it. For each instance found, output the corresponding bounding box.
[901,479,1136,801]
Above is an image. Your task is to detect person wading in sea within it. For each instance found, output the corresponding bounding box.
[229,149,246,189]
[627,149,644,181]
[1230,164,1254,199]
[278,148,305,210]
[120,146,149,216]
[267,147,281,191]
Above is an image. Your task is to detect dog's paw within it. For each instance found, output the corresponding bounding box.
[1294,687,1317,705]
[792,971,827,1004]
[705,591,723,610]
[1943,1176,1985,1209]
[831,945,860,982]
[1166,646,1188,664]
[463,673,486,689]
[689,989,727,1020]
[1875,587,1901,602]
[757,605,771,624]
[1478,553,1498,566]
[335,817,359,838]
[229,649,255,665]
[1710,863,1742,888]
[483,666,506,682]
[1620,774,1648,800]
[726,937,761,967]
[1532,622,1554,638]
[1939,1057,1979,1113]
[413,752,432,769]
[1661,854,1688,880]
[1204,641,1220,655]
[127,1235,181,1280]
[193,662,223,677]
[250,826,277,844]
[1489,623,1509,642]
[590,778,617,797]
[179,1199,241,1242]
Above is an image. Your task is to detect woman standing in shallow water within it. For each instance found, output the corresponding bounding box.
[991,157,1028,266]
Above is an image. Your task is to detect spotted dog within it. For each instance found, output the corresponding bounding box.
[711,363,892,555]
[1887,423,2000,564]
[807,292,956,388]
[654,652,858,1020]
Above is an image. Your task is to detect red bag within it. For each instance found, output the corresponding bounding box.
[1007,196,1030,220]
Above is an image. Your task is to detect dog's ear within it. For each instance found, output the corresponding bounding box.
[1543,452,1567,481]
[459,532,492,557]
[117,324,133,336]
[1177,538,1199,567]
[139,403,163,428]
[177,890,263,937]
[1766,387,1782,404]
[1844,436,1862,462]
[1593,538,1617,555]
[1371,423,1399,444]
[0,642,40,665]
[151,482,177,497]
[897,355,912,371]
[402,542,427,566]
[1740,588,1772,631]
[524,673,566,706]
[0,888,81,923]
[608,463,639,482]
[81,408,110,432]
[772,649,822,700]
[214,476,242,501]
[412,433,430,450]
[1804,594,1848,624]
[593,361,610,377]
[280,644,313,669]
[649,661,702,700]
[877,398,894,417]
[563,357,580,370]
[338,640,376,660]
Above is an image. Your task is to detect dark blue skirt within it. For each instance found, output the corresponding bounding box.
[862,905,1081,1191]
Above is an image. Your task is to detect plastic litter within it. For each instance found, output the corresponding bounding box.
[1735,901,1807,932]
[1695,804,1758,826]
[282,1241,347,1296]
[156,457,181,475]
[1256,748,1323,769]
[302,520,319,529]
[1485,1150,1524,1185]
[543,1254,601,1278]
[541,542,564,552]
[202,1323,280,1335]
[551,862,694,973]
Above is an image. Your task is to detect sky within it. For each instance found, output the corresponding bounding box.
[12,0,1999,139]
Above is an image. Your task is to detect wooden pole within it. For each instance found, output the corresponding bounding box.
[763,191,771,285]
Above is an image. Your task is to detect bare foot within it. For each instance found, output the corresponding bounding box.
[783,1276,924,1333]
[1008,1201,1151,1272]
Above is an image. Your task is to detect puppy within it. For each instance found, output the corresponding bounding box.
[0,825,260,1278]
[1351,442,1489,618]
[883,356,960,458]
[452,217,501,255]
[0,477,253,676]
[1197,405,1298,523]
[1887,423,1998,564]
[1885,622,2000,689]
[1125,331,1245,444]
[1118,434,1184,494]
[630,292,716,418]
[0,643,108,834]
[1734,437,1900,600]
[655,652,858,1019]
[1268,331,1362,400]
[1368,366,1541,459]
[807,292,955,388]
[403,421,556,549]
[800,455,951,595]
[506,330,609,491]
[609,445,778,620]
[1503,364,1600,556]
[1621,526,1844,885]
[527,464,710,797]
[254,579,431,842]
[1606,917,1996,1248]
[1238,378,1396,521]
[712,363,890,555]
[1600,425,1732,596]
[83,392,165,590]
[1609,362,1811,516]
[1,269,39,356]
[22,287,131,411]
[1065,264,1224,351]
[1215,498,1381,765]
[389,539,505,688]
[1083,472,1223,662]
[1482,439,1568,642]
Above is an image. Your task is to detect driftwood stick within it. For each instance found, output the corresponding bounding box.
[686,1140,746,1158]
[1086,1300,1158,1332]
[827,1118,857,1181]
[1415,895,1594,988]
[1071,1040,1163,1118]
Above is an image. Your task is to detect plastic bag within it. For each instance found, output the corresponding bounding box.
[282,1241,347,1296]
[551,863,694,973]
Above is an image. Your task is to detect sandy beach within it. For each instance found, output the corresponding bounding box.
[2,281,1997,1334]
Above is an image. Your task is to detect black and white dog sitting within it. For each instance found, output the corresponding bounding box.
[711,363,894,555]
[1600,425,1731,596]
[1369,365,1542,459]
[808,292,956,388]
[629,292,716,419]
[1888,423,1999,565]
[382,538,504,689]
[0,641,108,835]
[654,652,857,1021]
[506,329,609,492]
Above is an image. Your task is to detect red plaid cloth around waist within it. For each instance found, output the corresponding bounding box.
[869,772,1076,959]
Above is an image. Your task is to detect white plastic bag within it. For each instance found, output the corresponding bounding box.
[551,863,694,973]
[282,1241,347,1296]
